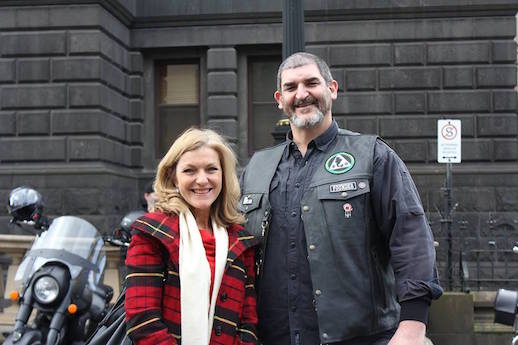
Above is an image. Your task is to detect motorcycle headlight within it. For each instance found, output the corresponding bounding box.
[33,276,60,304]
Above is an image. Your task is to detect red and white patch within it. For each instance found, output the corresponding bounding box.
[343,203,353,218]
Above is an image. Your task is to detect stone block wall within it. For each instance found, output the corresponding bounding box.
[206,47,240,148]
[0,4,144,232]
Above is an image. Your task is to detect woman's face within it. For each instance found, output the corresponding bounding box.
[174,146,223,218]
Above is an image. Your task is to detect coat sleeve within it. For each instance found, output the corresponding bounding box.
[236,246,260,344]
[125,232,178,345]
[371,139,443,324]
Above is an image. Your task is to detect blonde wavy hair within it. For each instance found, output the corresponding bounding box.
[153,127,245,227]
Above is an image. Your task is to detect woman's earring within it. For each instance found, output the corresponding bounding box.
[174,187,179,193]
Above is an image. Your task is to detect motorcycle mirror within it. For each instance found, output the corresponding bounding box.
[495,288,518,326]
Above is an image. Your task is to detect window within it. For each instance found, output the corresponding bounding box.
[248,57,282,155]
[156,63,200,158]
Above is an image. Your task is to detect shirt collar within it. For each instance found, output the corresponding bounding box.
[286,120,338,153]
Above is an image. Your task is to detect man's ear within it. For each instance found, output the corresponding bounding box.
[274,90,283,109]
[329,80,338,100]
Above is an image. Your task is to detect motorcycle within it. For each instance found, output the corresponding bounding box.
[104,210,145,261]
[84,209,145,345]
[494,243,518,345]
[3,187,113,345]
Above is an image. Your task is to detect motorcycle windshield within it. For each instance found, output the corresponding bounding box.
[14,216,105,290]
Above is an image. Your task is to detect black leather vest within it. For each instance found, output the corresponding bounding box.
[240,129,400,343]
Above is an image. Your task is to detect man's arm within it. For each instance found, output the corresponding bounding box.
[371,140,443,336]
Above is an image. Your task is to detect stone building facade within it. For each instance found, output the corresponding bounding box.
[0,0,517,290]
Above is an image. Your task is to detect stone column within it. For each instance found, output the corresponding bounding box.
[206,47,239,150]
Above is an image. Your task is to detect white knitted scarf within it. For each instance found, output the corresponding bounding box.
[179,210,228,345]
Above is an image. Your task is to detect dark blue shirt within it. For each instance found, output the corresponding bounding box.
[257,122,338,345]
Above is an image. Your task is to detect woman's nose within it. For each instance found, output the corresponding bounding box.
[195,172,208,184]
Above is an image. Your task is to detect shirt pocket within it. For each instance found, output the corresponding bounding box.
[316,178,370,239]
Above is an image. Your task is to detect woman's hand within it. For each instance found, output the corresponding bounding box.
[388,320,426,345]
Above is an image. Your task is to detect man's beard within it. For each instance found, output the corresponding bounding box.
[290,109,324,128]
[286,95,328,129]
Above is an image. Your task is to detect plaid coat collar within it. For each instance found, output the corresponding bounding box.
[132,211,258,271]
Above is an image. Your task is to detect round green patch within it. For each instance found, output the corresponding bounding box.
[325,152,355,174]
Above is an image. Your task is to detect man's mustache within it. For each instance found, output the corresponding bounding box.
[293,96,318,107]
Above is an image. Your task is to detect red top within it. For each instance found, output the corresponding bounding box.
[125,212,260,345]
[200,229,216,295]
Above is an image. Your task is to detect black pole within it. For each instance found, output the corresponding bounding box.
[272,0,305,144]
[282,0,305,59]
[442,163,454,290]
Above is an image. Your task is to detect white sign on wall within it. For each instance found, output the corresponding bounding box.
[437,119,461,163]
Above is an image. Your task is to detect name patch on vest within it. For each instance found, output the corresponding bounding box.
[325,152,355,174]
[329,181,357,193]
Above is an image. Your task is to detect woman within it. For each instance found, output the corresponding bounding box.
[125,128,259,345]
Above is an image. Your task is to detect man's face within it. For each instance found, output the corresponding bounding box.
[274,63,338,129]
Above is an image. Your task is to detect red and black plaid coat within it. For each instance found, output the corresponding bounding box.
[125,211,260,345]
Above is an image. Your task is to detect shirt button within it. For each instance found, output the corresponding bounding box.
[215,326,222,336]
[220,292,227,301]
[290,241,296,249]
[295,182,301,188]
[291,305,297,312]
[290,273,296,280]
[315,289,322,296]
[291,211,297,217]
[309,244,316,251]
[322,332,329,339]
[302,205,310,212]
[341,192,348,197]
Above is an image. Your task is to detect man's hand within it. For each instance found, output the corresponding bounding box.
[388,320,426,345]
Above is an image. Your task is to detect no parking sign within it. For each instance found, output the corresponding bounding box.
[437,119,461,163]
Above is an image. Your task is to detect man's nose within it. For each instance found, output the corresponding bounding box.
[295,84,308,99]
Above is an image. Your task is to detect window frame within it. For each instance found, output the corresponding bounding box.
[154,60,201,158]
[246,55,282,156]
[139,48,207,170]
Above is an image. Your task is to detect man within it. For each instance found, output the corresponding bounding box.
[239,52,442,345]
[142,180,157,212]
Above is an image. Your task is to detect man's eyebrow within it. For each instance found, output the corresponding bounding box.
[305,77,320,84]
[282,77,321,89]
[282,81,295,87]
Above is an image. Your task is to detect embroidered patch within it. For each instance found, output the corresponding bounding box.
[242,195,253,205]
[329,181,357,193]
[325,152,355,174]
